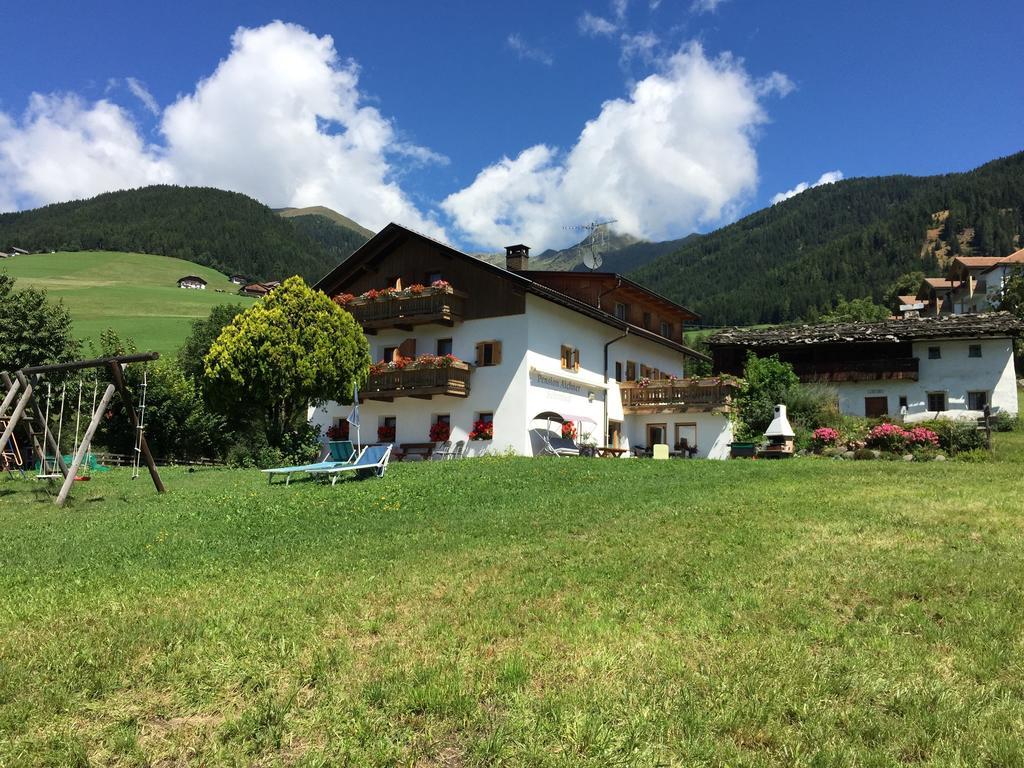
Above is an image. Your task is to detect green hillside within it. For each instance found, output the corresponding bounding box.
[2,251,253,355]
[277,205,375,239]
[628,151,1024,326]
[0,186,340,283]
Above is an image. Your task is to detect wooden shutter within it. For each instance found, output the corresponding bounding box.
[398,338,416,359]
[492,341,502,365]
[475,342,484,366]
[573,348,580,372]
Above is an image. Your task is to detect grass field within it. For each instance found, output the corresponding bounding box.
[2,251,254,356]
[2,436,1023,766]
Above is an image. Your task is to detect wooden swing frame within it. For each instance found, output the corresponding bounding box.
[0,352,165,506]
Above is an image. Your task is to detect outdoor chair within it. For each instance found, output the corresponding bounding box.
[448,440,465,459]
[262,445,364,485]
[310,443,393,485]
[430,441,452,460]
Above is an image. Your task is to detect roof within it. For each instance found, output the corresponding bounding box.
[708,312,1023,348]
[897,294,922,306]
[952,256,1006,269]
[314,222,709,361]
[518,270,700,321]
[923,277,954,290]
[177,275,207,283]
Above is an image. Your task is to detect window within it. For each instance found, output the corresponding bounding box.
[331,418,350,441]
[968,391,988,410]
[660,321,672,338]
[626,361,637,381]
[899,395,908,410]
[382,416,396,428]
[614,361,623,382]
[968,344,982,358]
[928,346,941,359]
[478,412,494,424]
[435,414,451,425]
[640,364,651,379]
[387,275,402,290]
[560,345,580,371]
[475,340,502,366]
[674,423,697,452]
[927,392,946,412]
[426,271,443,285]
[642,311,652,330]
[378,416,397,442]
[864,396,888,418]
[437,338,453,356]
[382,346,398,363]
[977,280,988,294]
[614,302,629,321]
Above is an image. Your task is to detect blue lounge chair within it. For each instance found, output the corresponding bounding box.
[310,443,392,485]
[262,444,364,485]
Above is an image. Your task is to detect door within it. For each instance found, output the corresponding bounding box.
[675,423,697,452]
[646,423,667,447]
[864,396,888,418]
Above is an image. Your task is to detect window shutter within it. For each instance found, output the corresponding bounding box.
[398,338,416,358]
[493,341,502,365]
[475,342,484,366]
[573,348,580,371]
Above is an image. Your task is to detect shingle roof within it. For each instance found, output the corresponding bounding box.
[708,312,1023,347]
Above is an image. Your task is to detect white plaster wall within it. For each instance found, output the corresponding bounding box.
[626,413,733,460]
[834,337,1017,417]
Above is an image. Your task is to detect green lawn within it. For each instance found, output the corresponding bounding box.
[2,446,1023,765]
[2,251,254,356]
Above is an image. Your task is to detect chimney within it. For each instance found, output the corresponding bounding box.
[505,244,530,271]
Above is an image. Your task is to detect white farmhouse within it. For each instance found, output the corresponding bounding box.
[312,223,736,458]
[176,275,208,290]
[710,313,1021,421]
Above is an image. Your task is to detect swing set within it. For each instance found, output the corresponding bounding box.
[0,352,164,506]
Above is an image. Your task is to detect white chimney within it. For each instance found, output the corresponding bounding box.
[764,404,795,437]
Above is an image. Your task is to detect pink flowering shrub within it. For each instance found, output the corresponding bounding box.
[865,423,907,452]
[812,427,840,447]
[905,426,940,447]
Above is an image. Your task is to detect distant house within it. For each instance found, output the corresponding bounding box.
[239,280,280,297]
[177,275,208,290]
[229,274,248,285]
[9,247,29,255]
[896,294,925,318]
[710,313,1021,421]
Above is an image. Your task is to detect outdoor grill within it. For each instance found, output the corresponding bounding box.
[761,404,795,458]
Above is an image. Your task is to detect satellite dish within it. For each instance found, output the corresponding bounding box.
[583,250,603,270]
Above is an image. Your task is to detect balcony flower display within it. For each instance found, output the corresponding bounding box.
[429,420,451,442]
[409,283,426,294]
[561,421,577,441]
[430,279,451,290]
[349,281,456,304]
[369,353,465,376]
[468,419,493,440]
[377,424,396,442]
[333,293,356,306]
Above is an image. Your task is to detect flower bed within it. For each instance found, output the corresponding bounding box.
[865,423,939,453]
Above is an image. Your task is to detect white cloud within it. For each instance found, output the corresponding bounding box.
[691,0,728,13]
[578,12,618,36]
[770,170,844,205]
[0,22,444,237]
[613,0,629,21]
[506,33,554,66]
[442,42,792,249]
[620,31,660,65]
[125,77,160,116]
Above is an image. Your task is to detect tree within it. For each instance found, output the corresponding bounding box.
[886,271,926,302]
[0,272,80,373]
[178,303,247,383]
[735,353,799,439]
[819,297,892,323]
[204,277,370,445]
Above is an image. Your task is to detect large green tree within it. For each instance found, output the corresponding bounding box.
[0,272,80,373]
[178,303,247,383]
[735,353,800,439]
[819,297,892,323]
[204,277,370,445]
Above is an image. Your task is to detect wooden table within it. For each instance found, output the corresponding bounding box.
[394,442,437,461]
[595,447,628,458]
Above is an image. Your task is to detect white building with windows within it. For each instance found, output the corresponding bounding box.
[312,224,736,458]
[710,313,1021,421]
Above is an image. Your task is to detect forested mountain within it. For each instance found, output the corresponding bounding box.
[284,213,370,267]
[0,186,368,282]
[276,205,375,239]
[627,151,1024,326]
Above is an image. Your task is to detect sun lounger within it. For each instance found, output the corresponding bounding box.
[262,445,364,485]
[310,443,393,485]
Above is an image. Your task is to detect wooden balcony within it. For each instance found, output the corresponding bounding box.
[792,358,918,383]
[361,362,472,402]
[345,288,466,332]
[620,379,735,413]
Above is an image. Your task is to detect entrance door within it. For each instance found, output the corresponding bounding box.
[646,423,667,447]
[864,396,888,418]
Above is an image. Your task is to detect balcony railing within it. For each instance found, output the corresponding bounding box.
[792,358,918,383]
[345,288,466,331]
[361,362,472,401]
[620,379,735,412]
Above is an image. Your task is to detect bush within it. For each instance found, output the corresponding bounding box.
[783,383,840,432]
[921,420,986,455]
[736,354,799,439]
[990,412,1018,432]
[865,423,908,452]
[853,448,876,461]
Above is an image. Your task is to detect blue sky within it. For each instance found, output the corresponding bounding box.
[1,0,1021,251]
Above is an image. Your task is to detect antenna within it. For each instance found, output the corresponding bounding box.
[563,219,617,271]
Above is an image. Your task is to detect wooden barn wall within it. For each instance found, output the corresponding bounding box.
[334,237,526,320]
